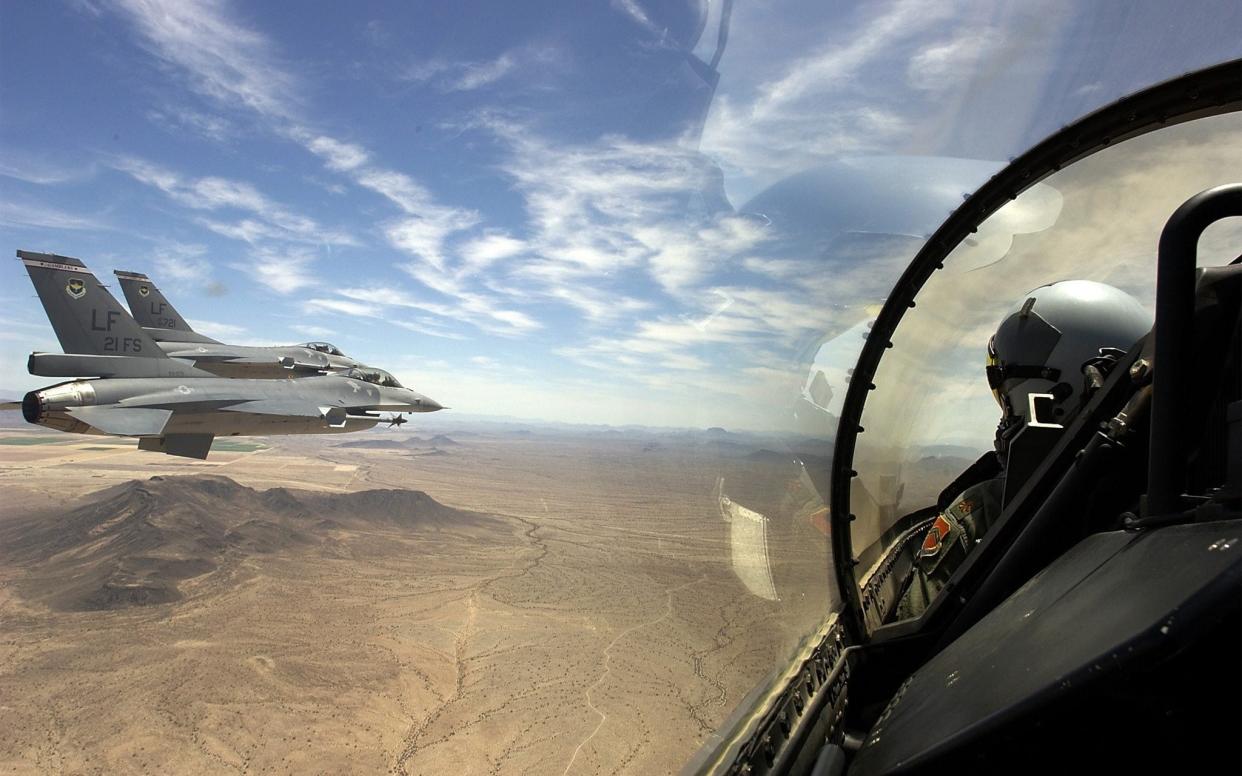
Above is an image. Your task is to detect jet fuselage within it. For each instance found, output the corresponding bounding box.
[22,374,441,439]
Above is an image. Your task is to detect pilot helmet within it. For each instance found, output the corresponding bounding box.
[987,280,1151,447]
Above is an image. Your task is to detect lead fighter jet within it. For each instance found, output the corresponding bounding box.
[17,365,440,459]
[112,267,361,375]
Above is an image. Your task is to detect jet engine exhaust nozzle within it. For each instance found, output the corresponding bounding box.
[21,391,42,424]
[22,381,96,433]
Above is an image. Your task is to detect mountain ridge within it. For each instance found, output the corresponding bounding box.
[0,475,495,612]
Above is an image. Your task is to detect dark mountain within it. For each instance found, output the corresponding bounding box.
[0,475,495,612]
[745,449,797,465]
[334,438,409,450]
[335,435,459,451]
[424,435,459,447]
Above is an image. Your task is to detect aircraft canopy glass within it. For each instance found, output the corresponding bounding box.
[847,111,1242,590]
[345,367,404,389]
[301,342,347,357]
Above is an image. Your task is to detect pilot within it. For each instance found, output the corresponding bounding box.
[898,280,1152,617]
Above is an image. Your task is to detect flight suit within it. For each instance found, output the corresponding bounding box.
[897,477,1004,619]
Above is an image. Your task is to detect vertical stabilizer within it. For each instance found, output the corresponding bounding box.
[114,269,220,344]
[18,250,166,358]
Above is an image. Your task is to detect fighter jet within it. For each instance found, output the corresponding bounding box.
[112,267,362,373]
[13,366,441,459]
[18,250,359,379]
[11,250,442,458]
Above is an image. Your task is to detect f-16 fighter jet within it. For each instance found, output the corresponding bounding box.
[13,365,440,459]
[112,268,360,372]
[19,250,358,379]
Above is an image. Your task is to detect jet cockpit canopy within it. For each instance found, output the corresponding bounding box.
[301,341,347,357]
[344,367,404,389]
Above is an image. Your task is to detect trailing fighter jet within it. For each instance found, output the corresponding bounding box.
[18,250,358,379]
[112,268,361,372]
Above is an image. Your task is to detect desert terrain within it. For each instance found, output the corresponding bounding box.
[0,416,843,775]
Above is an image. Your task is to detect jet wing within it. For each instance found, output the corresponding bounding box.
[0,401,20,411]
[221,400,328,417]
[66,406,172,436]
[221,400,349,427]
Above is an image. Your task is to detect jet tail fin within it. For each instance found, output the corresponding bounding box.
[18,251,167,358]
[114,270,220,344]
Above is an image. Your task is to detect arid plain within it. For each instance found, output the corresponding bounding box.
[0,416,839,775]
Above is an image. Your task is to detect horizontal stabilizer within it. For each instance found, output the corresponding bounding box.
[138,434,214,459]
[67,406,172,436]
[161,348,266,362]
[161,349,323,372]
[28,352,214,379]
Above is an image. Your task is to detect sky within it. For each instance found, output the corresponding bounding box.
[1,0,1238,431]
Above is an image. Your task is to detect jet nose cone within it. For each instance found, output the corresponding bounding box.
[420,396,444,412]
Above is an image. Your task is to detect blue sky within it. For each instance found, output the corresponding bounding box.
[1,0,1237,430]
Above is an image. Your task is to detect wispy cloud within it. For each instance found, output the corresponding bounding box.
[114,156,356,246]
[304,293,470,340]
[459,232,526,271]
[148,241,212,283]
[116,0,298,119]
[230,245,319,294]
[452,53,517,91]
[401,46,558,92]
[145,105,237,142]
[337,283,539,337]
[610,0,659,35]
[300,133,370,172]
[0,156,96,185]
[906,27,1002,91]
[0,201,109,231]
[477,116,763,306]
[354,169,479,269]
